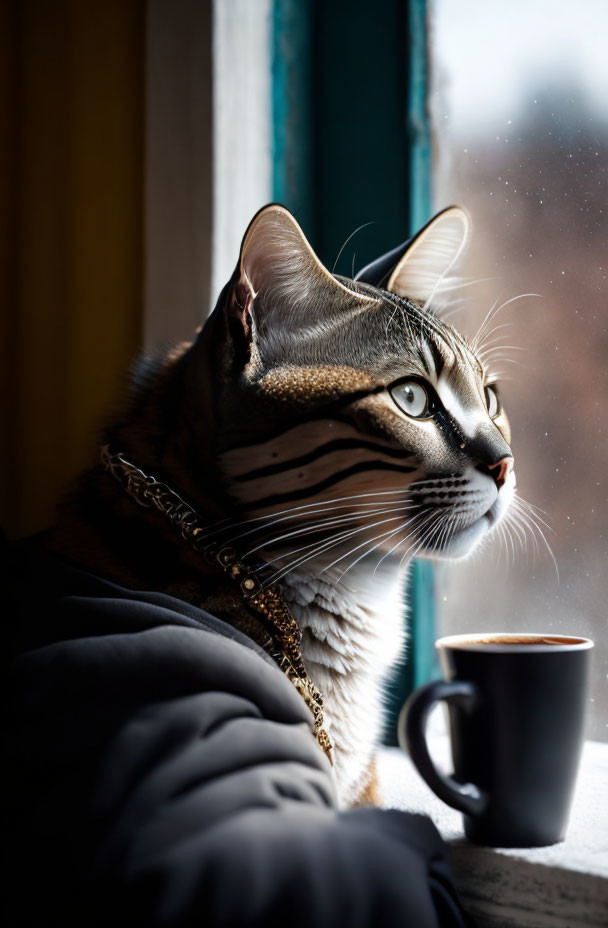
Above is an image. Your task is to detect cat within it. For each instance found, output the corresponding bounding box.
[45,204,516,807]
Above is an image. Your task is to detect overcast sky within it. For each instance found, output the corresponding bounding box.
[432,0,608,131]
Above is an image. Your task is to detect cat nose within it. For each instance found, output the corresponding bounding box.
[487,456,513,490]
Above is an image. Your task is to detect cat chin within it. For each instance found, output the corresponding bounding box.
[422,483,516,562]
[419,513,493,561]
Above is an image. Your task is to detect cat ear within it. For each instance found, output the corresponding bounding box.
[232,204,377,343]
[386,207,469,303]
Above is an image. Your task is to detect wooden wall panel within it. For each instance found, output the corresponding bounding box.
[1,0,144,537]
[145,0,213,347]
[0,0,19,533]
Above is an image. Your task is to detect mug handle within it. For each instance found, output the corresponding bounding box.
[398,680,488,817]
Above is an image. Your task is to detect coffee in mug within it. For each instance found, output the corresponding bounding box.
[398,633,593,847]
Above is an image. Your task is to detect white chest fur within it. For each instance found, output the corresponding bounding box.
[281,556,406,806]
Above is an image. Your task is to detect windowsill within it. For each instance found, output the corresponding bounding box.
[377,738,608,927]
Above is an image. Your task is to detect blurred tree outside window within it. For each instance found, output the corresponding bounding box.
[430,0,608,740]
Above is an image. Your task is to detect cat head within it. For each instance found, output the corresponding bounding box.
[205,204,515,570]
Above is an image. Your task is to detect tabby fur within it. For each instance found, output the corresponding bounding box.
[45,205,516,806]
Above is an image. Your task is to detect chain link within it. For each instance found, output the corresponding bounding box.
[100,445,333,765]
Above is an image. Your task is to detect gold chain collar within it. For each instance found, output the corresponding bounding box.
[100,445,333,765]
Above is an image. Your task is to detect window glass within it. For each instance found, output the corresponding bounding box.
[431,0,607,739]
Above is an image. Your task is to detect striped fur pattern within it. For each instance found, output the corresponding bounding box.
[210,206,516,804]
[49,204,519,807]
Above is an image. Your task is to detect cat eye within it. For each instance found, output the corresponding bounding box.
[390,381,431,419]
[485,384,500,418]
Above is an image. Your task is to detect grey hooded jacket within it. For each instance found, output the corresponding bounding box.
[5,539,474,927]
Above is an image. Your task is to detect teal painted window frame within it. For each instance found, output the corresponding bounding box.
[271,0,440,743]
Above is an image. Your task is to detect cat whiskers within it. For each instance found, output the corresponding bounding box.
[422,506,459,554]
[473,320,512,344]
[477,345,525,368]
[433,507,458,554]
[431,276,498,321]
[332,221,375,274]
[197,486,411,550]
[260,506,418,588]
[488,493,558,581]
[289,505,441,586]
[499,514,517,567]
[244,503,414,559]
[471,293,541,357]
[512,495,559,580]
[505,503,530,552]
[328,508,440,581]
[371,507,444,573]
[397,509,452,567]
[329,506,444,583]
[475,320,528,372]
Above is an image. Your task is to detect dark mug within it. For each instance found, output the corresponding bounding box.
[398,633,593,847]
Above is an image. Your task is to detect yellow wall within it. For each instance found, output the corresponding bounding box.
[1,0,144,537]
